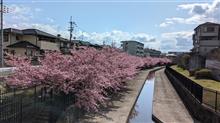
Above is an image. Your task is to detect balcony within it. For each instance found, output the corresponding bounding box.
[200,32,219,37]
[199,40,220,46]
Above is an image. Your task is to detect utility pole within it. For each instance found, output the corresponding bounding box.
[103,40,106,46]
[111,40,116,48]
[69,16,74,42]
[68,16,77,48]
[0,1,9,67]
[81,31,84,41]
[0,0,4,67]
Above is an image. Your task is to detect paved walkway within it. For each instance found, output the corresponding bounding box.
[80,67,161,123]
[153,69,194,123]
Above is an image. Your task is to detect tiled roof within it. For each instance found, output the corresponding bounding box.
[4,28,66,39]
[4,28,23,34]
[22,29,57,38]
[7,41,40,49]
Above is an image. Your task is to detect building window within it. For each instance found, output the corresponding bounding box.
[204,27,215,32]
[200,36,217,40]
[26,50,34,56]
[16,36,20,40]
[39,37,55,43]
[4,34,8,42]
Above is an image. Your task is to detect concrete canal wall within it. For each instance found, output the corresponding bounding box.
[79,67,163,123]
[165,67,220,123]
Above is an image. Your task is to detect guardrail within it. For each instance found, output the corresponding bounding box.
[165,66,220,113]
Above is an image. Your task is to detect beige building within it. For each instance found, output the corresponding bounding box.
[3,28,73,57]
[190,22,220,71]
[121,40,144,57]
[192,22,220,56]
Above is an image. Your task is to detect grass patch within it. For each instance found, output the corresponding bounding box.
[171,65,220,92]
[171,65,220,110]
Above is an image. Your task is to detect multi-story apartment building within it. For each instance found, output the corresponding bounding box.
[121,40,144,57]
[144,48,161,57]
[192,22,220,56]
[3,28,73,57]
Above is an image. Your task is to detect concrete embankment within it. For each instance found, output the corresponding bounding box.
[80,67,162,123]
[152,69,194,123]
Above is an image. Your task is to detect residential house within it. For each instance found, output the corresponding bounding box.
[192,22,220,56]
[57,35,73,54]
[190,22,220,70]
[121,40,144,57]
[3,28,73,57]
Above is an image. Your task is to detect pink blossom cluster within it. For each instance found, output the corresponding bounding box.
[5,47,171,111]
[141,57,171,69]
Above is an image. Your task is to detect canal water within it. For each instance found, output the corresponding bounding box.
[128,71,155,123]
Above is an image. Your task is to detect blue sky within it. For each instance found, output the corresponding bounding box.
[3,0,220,52]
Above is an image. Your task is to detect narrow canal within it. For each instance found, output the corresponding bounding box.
[128,71,155,123]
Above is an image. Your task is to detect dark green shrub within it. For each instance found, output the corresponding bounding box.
[189,68,200,76]
[177,54,190,70]
[195,69,213,79]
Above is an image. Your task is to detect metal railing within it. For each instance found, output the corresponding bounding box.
[0,86,74,123]
[165,66,220,112]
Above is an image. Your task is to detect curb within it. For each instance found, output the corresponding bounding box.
[152,114,163,123]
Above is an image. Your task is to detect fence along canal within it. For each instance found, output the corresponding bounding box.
[165,66,220,112]
[0,86,80,123]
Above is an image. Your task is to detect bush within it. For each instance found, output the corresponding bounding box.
[177,54,190,70]
[195,69,213,79]
[189,68,200,76]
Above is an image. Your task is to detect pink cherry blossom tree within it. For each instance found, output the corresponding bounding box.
[4,47,171,111]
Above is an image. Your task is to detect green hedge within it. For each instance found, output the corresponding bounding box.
[189,68,200,76]
[195,69,213,79]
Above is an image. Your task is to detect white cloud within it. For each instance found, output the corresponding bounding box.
[4,4,158,49]
[7,4,33,22]
[76,30,158,48]
[161,31,194,52]
[160,0,220,27]
[4,4,166,51]
[4,20,157,48]
[161,31,194,39]
[178,3,209,15]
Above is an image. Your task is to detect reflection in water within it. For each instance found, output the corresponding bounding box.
[128,71,155,123]
[129,105,139,120]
